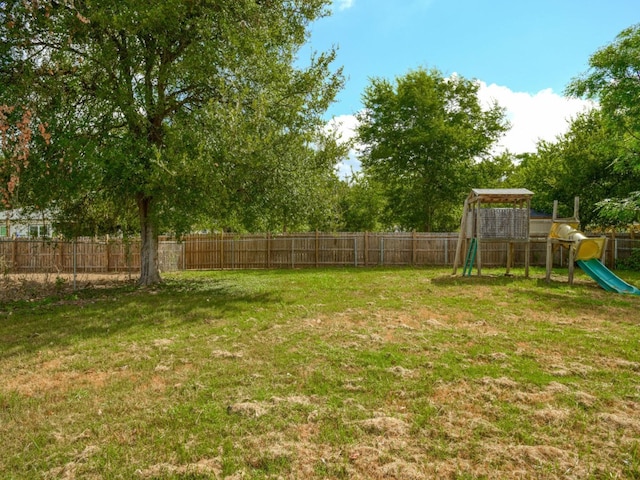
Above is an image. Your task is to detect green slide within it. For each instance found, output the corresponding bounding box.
[576,259,640,295]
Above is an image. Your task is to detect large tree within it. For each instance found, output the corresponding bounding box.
[0,0,342,284]
[356,68,509,231]
[566,23,640,225]
[337,172,386,232]
[506,110,637,226]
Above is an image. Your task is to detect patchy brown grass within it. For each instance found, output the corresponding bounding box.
[2,267,640,478]
[0,272,134,303]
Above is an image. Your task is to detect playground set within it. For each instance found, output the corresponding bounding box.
[453,188,640,295]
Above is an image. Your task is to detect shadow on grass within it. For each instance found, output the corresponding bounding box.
[0,276,282,360]
[431,274,524,287]
[431,272,640,320]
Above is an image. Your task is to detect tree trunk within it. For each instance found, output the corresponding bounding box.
[137,194,162,285]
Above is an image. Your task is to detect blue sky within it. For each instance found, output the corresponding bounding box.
[302,0,639,174]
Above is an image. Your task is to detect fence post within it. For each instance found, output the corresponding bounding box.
[58,239,64,272]
[73,238,77,291]
[315,230,319,268]
[231,237,235,270]
[354,237,358,267]
[380,237,384,266]
[412,231,417,266]
[291,237,295,268]
[105,235,110,272]
[12,237,17,271]
[444,237,449,266]
[267,233,271,269]
[220,232,224,269]
[182,239,186,271]
[364,232,369,266]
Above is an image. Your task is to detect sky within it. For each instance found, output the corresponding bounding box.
[300,0,639,177]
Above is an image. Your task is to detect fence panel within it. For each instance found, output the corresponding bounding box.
[2,232,640,273]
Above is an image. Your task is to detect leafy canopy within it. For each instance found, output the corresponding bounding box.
[0,0,344,282]
[566,23,640,226]
[356,68,509,231]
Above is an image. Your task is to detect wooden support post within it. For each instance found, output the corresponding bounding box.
[601,237,608,264]
[568,247,575,285]
[609,231,616,269]
[525,198,531,278]
[546,239,553,282]
[452,198,469,274]
[475,201,482,276]
[315,230,319,268]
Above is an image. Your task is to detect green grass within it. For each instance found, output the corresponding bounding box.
[2,267,640,478]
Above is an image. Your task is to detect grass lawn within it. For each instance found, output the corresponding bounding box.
[1,267,640,479]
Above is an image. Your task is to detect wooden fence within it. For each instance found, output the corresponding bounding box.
[1,232,639,273]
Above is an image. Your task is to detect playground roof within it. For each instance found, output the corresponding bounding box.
[468,188,534,204]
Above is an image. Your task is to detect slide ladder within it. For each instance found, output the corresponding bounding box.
[463,238,477,277]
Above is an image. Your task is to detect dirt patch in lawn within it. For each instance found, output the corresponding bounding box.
[4,353,131,397]
[0,272,135,303]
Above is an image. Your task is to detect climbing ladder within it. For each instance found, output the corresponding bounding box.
[463,238,477,276]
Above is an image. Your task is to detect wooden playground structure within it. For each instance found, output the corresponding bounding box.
[452,188,534,277]
[544,197,606,284]
[453,190,640,294]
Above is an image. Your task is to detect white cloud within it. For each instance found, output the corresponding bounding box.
[326,114,359,144]
[334,0,354,11]
[325,114,360,178]
[326,83,595,178]
[477,82,595,155]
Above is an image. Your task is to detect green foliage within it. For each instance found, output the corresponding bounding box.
[596,192,640,228]
[0,0,344,281]
[616,248,640,271]
[567,24,640,153]
[336,172,387,232]
[356,68,509,231]
[566,23,640,226]
[473,151,517,189]
[506,109,640,226]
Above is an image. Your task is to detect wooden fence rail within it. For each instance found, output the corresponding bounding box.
[1,232,639,274]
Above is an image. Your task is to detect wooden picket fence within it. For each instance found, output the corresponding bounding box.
[1,232,639,274]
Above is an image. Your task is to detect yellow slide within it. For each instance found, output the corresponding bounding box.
[549,222,605,261]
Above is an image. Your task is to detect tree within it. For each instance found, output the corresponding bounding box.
[0,0,342,284]
[337,172,386,232]
[0,105,50,208]
[566,23,640,225]
[210,128,348,233]
[356,68,509,231]
[474,151,516,189]
[505,110,640,226]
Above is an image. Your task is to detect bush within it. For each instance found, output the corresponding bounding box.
[617,248,640,271]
